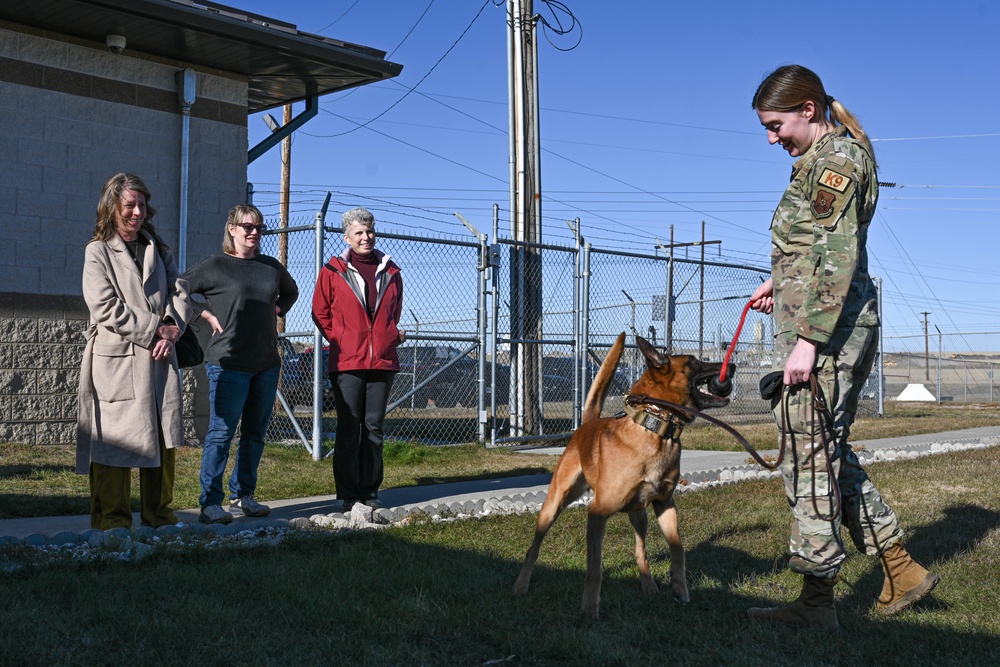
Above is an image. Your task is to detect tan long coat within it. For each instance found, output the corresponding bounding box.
[75,230,192,473]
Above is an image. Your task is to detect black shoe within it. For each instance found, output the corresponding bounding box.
[363,499,383,509]
[341,500,357,512]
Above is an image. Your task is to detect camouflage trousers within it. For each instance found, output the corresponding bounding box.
[770,324,904,579]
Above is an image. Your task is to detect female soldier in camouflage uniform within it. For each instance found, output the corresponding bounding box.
[745,65,939,629]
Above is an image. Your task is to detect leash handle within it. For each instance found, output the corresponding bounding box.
[720,300,754,382]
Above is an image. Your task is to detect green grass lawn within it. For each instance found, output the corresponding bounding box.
[0,439,561,519]
[2,446,998,665]
[2,403,1000,519]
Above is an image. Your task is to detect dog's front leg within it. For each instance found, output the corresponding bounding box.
[653,497,690,605]
[628,509,659,595]
[581,511,610,618]
[514,462,588,595]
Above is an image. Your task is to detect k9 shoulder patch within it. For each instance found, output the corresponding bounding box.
[818,168,851,193]
[811,190,836,219]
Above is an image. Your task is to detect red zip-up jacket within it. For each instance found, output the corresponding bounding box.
[311,248,403,373]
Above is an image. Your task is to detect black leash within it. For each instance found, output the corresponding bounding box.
[785,375,841,522]
[624,394,777,469]
[626,374,842,522]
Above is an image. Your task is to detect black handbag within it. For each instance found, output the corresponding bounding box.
[175,321,204,368]
[152,239,204,368]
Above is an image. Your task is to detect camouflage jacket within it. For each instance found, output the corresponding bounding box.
[771,126,879,345]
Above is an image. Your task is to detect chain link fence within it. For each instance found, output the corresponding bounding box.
[259,214,489,456]
[257,204,894,453]
[882,332,1000,404]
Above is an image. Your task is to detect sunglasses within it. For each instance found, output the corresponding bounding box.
[235,223,266,234]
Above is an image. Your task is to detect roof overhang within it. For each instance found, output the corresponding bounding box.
[0,0,403,113]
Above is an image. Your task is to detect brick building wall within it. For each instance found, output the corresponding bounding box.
[0,294,87,445]
[0,24,249,445]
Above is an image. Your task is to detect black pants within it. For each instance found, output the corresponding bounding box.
[330,369,396,502]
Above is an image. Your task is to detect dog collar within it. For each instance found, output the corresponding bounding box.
[620,400,685,440]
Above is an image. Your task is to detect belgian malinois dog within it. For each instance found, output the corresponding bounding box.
[513,333,733,618]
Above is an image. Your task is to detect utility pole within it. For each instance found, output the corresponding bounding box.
[920,311,931,382]
[699,221,706,358]
[263,105,293,335]
[657,232,721,356]
[279,104,291,265]
[262,105,293,418]
[508,0,542,436]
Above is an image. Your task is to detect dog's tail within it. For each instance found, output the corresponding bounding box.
[582,332,626,423]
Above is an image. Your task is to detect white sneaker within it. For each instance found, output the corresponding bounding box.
[229,494,271,518]
[199,504,233,524]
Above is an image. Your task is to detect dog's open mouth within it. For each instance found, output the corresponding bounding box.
[691,364,733,410]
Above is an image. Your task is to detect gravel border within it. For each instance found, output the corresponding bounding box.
[2,438,996,571]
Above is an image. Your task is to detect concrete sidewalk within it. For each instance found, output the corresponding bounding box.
[3,425,999,539]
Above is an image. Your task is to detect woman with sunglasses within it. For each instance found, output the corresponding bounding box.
[183,204,298,524]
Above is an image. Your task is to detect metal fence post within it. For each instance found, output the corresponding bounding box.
[311,196,329,461]
[478,234,489,442]
[935,325,942,405]
[454,212,489,443]
[666,236,675,354]
[876,276,885,415]
[490,205,501,448]
[568,217,582,429]
[580,241,592,399]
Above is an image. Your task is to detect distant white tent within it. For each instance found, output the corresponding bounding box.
[897,383,937,401]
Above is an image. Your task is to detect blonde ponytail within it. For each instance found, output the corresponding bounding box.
[828,98,876,164]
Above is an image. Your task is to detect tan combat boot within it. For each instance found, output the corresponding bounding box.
[876,543,940,614]
[748,574,839,630]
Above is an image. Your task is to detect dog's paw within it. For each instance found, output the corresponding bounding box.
[671,573,690,605]
[580,592,601,619]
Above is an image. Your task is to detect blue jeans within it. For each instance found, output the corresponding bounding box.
[199,363,280,508]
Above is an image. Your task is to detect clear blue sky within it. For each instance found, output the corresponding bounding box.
[238,0,1000,347]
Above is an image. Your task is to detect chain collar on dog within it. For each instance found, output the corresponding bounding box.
[620,396,687,439]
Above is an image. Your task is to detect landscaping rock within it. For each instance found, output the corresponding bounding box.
[48,531,79,546]
[133,527,156,541]
[24,534,48,547]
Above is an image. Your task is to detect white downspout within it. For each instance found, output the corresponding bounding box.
[176,69,196,272]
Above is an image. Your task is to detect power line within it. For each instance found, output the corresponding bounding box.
[386,0,437,59]
[302,0,492,139]
[313,0,361,32]
[875,210,978,352]
[873,133,1000,142]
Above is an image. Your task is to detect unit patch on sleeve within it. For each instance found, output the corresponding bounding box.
[817,168,851,193]
[811,190,836,219]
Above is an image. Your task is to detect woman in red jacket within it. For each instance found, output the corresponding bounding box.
[312,207,404,511]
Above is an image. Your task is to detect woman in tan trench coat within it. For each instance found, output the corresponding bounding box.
[76,173,192,530]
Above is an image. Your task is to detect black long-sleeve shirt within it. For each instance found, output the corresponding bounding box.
[183,253,298,372]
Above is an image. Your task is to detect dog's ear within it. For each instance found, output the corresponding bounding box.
[636,335,669,370]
